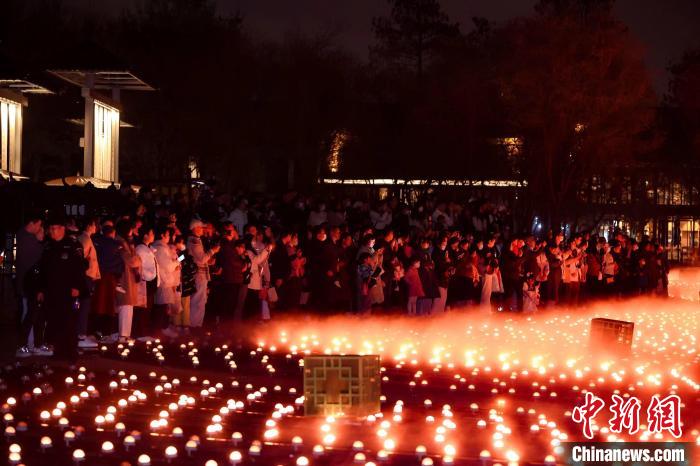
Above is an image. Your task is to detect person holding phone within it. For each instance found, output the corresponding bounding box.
[219,222,249,323]
[152,226,180,338]
[244,238,274,321]
[186,219,220,330]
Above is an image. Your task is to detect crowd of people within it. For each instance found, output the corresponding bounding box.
[10,186,671,361]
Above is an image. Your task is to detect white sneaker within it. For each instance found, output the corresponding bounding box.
[16,347,32,358]
[78,336,98,349]
[33,346,54,357]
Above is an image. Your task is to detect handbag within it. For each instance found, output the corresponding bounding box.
[267,287,279,303]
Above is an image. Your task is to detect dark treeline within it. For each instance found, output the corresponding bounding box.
[2,0,700,229]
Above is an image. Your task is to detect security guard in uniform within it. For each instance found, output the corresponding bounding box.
[37,213,87,361]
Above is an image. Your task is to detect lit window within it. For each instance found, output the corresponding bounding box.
[0,97,22,174]
[189,160,200,179]
[93,100,119,181]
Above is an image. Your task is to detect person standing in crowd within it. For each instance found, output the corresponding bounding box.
[535,243,550,298]
[250,230,274,318]
[269,229,292,309]
[306,226,329,309]
[76,218,100,349]
[432,235,451,313]
[174,235,196,334]
[452,245,480,307]
[404,258,424,315]
[245,240,273,321]
[288,244,307,309]
[134,226,158,340]
[522,237,540,279]
[562,246,582,306]
[585,241,603,297]
[15,213,45,357]
[37,213,86,361]
[656,244,669,296]
[152,226,180,338]
[355,252,374,314]
[219,225,251,322]
[115,220,142,342]
[417,256,438,315]
[546,242,563,306]
[92,223,122,338]
[522,272,540,313]
[481,259,503,313]
[187,220,220,330]
[601,242,617,296]
[501,239,524,311]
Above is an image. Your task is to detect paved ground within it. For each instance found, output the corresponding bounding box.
[0,276,698,465]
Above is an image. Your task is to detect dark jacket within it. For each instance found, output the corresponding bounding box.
[93,234,124,276]
[15,228,43,295]
[501,250,523,282]
[419,263,440,299]
[219,239,248,285]
[270,241,292,282]
[38,237,87,303]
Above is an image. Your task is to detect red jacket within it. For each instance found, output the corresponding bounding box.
[404,267,425,298]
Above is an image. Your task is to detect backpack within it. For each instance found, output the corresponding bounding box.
[180,254,198,298]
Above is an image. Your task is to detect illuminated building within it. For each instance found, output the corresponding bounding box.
[0,79,52,177]
[48,70,153,183]
[0,93,22,175]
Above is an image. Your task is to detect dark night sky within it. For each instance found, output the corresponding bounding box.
[66,0,700,94]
